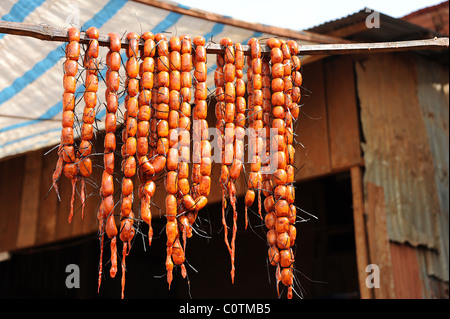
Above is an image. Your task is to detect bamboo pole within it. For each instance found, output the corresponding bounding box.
[0,20,448,56]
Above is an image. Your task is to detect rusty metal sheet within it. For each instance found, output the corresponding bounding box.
[307,8,444,40]
[357,53,441,247]
[356,52,448,286]
[415,54,449,282]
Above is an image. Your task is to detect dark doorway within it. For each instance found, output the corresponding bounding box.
[0,172,359,299]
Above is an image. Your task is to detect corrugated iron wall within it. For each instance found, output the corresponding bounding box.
[356,52,449,298]
[415,54,449,297]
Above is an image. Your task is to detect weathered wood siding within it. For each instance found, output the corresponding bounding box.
[0,144,99,252]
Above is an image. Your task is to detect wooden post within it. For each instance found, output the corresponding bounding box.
[350,165,373,299]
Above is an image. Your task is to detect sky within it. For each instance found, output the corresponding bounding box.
[173,0,445,30]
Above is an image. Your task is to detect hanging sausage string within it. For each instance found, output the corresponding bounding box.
[52,26,304,299]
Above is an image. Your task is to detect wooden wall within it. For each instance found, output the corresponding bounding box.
[0,146,100,253]
[0,55,363,257]
[296,55,363,179]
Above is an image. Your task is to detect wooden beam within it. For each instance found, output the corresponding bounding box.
[350,166,373,299]
[0,20,448,56]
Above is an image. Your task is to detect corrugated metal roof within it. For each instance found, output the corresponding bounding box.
[0,0,318,161]
[307,7,443,41]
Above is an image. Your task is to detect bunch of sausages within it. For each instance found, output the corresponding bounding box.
[261,38,302,299]
[55,27,98,224]
[54,27,303,299]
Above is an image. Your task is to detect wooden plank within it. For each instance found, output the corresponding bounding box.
[350,166,373,299]
[15,150,43,249]
[294,59,332,181]
[0,155,26,252]
[365,182,395,299]
[35,146,60,246]
[325,56,363,171]
[390,242,423,299]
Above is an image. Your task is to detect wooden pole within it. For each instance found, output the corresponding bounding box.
[350,165,374,299]
[0,20,448,56]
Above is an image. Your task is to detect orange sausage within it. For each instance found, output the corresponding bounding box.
[280,267,293,287]
[275,200,289,217]
[68,27,80,42]
[104,152,115,175]
[143,180,156,197]
[267,229,277,247]
[178,178,190,195]
[166,147,179,171]
[66,41,80,60]
[264,211,277,229]
[268,246,280,266]
[224,63,235,83]
[194,195,208,211]
[276,232,291,250]
[198,176,211,196]
[101,171,114,197]
[275,217,290,234]
[194,61,207,82]
[63,75,76,93]
[245,189,256,207]
[61,145,75,163]
[264,195,275,213]
[156,137,168,155]
[166,171,178,195]
[63,93,75,112]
